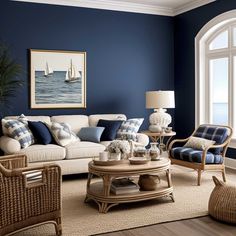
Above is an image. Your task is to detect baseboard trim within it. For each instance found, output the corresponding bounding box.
[225,157,236,170]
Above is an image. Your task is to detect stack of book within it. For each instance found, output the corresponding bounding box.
[110,178,139,195]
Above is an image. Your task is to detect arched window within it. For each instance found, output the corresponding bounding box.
[195,10,236,146]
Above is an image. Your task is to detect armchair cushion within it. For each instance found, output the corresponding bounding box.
[193,126,228,154]
[171,147,223,164]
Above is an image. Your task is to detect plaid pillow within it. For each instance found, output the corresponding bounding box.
[116,118,144,141]
[2,119,35,148]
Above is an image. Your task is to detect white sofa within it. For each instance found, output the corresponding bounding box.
[0,114,149,175]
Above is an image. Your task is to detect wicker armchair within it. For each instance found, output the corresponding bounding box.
[0,154,62,235]
[168,124,233,186]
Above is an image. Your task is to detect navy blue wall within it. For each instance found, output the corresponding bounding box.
[174,0,236,158]
[0,0,174,130]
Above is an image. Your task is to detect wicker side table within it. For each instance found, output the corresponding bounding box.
[141,130,176,154]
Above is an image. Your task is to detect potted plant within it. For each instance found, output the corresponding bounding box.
[106,140,130,160]
[0,42,23,117]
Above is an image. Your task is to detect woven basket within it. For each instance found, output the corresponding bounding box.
[208,176,236,224]
[138,174,160,191]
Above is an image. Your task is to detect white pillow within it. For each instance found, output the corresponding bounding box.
[48,122,79,146]
[2,119,35,149]
[184,136,215,150]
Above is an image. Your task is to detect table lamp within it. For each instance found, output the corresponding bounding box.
[146,91,175,132]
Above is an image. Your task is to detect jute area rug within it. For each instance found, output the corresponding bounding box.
[14,165,236,236]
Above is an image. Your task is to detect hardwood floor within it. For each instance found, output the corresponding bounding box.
[97,216,236,236]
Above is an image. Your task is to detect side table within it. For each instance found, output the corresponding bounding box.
[141,130,176,153]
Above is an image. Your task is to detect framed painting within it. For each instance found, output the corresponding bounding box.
[30,49,86,109]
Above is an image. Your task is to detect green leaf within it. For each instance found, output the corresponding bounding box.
[0,42,23,117]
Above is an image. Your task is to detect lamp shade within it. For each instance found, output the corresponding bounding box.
[146,91,175,109]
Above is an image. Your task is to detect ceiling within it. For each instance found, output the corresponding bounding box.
[13,0,216,16]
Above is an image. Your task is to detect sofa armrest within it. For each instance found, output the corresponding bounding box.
[136,133,149,147]
[0,136,21,154]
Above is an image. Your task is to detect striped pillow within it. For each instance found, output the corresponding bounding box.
[2,119,35,148]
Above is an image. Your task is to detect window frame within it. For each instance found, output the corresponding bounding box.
[195,11,236,147]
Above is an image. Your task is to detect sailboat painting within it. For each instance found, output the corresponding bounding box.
[65,60,81,83]
[30,49,86,109]
[44,62,53,77]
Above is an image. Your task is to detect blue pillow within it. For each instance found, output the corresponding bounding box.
[78,127,105,143]
[97,120,123,141]
[28,121,53,145]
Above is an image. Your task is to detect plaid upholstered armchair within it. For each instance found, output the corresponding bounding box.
[168,124,233,186]
[0,154,62,235]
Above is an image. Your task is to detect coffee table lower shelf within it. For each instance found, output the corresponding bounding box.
[85,182,174,213]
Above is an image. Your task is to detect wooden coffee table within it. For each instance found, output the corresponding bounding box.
[85,158,174,213]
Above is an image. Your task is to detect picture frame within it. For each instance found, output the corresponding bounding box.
[30,49,86,109]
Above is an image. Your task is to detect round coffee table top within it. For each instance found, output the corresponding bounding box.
[89,157,170,173]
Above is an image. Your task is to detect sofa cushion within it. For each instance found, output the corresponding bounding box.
[97,119,123,141]
[78,127,105,143]
[116,118,144,141]
[171,147,223,164]
[65,141,106,159]
[89,114,126,127]
[28,121,53,145]
[48,122,78,146]
[100,141,112,147]
[18,144,66,163]
[2,119,35,149]
[51,115,89,134]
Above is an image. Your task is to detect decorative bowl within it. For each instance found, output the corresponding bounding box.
[129,157,150,165]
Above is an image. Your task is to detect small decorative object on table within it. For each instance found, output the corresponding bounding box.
[129,157,150,165]
[149,142,160,161]
[165,127,172,133]
[133,147,147,157]
[110,178,139,195]
[99,151,109,161]
[138,174,160,191]
[106,140,130,160]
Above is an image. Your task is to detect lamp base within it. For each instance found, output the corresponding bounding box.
[149,108,172,129]
[149,125,162,133]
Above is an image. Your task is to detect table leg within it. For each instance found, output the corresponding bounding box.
[159,135,165,154]
[150,136,160,143]
[102,174,112,196]
[166,169,174,202]
[166,136,174,151]
[85,173,93,203]
[166,169,172,188]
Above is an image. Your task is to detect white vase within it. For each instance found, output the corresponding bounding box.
[110,153,121,161]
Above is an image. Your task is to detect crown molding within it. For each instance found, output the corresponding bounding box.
[174,0,216,16]
[12,0,174,16]
[12,0,216,16]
